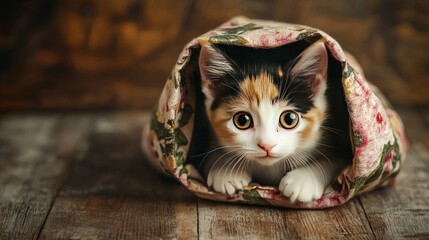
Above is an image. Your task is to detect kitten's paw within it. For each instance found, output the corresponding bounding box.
[207,168,251,195]
[279,167,325,203]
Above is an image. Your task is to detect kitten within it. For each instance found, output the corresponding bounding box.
[197,41,349,203]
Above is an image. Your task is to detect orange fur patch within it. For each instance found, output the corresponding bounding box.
[238,71,279,107]
[277,67,284,77]
[209,108,235,143]
[300,107,325,141]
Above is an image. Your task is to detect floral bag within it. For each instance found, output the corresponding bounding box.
[141,17,407,208]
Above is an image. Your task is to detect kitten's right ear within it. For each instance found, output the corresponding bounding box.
[199,44,233,100]
[290,41,328,99]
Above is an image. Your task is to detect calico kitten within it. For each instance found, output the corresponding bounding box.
[198,41,349,203]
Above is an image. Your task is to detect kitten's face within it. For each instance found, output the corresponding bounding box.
[199,42,328,166]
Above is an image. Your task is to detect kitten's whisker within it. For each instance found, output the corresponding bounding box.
[320,126,348,138]
[310,157,328,185]
[219,154,241,187]
[282,156,292,172]
[227,159,236,185]
[236,154,246,179]
[298,153,328,185]
[282,82,304,101]
[196,145,240,170]
[288,155,300,170]
[299,151,328,184]
[317,143,342,151]
[215,156,234,184]
[321,125,347,133]
[192,145,240,158]
[280,158,286,173]
[287,152,306,167]
[239,147,258,153]
[228,154,246,184]
[283,81,305,100]
[311,149,333,168]
[237,153,249,186]
[220,83,245,99]
[296,152,325,191]
[208,149,239,178]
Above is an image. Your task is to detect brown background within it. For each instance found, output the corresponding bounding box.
[1,0,428,111]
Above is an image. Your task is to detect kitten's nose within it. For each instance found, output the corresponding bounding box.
[257,143,276,153]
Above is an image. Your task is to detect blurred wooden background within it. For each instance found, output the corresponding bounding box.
[0,0,428,111]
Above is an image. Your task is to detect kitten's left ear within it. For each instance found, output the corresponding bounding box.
[199,44,234,108]
[290,41,328,98]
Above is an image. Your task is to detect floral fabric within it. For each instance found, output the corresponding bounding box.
[141,17,408,208]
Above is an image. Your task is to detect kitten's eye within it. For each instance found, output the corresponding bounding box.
[279,111,299,129]
[233,112,253,130]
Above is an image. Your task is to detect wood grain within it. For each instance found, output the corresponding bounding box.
[0,114,92,239]
[38,113,198,239]
[198,199,374,239]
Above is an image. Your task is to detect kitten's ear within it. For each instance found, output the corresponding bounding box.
[290,41,328,98]
[199,44,234,101]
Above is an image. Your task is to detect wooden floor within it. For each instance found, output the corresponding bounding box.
[0,107,428,239]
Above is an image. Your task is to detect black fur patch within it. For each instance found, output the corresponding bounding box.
[208,41,315,113]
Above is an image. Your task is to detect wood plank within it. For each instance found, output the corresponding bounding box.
[397,108,428,145]
[38,112,198,239]
[198,199,374,239]
[0,114,92,239]
[358,108,429,239]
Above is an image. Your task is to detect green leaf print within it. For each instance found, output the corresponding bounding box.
[174,128,189,147]
[174,76,181,89]
[220,23,263,35]
[156,104,191,169]
[151,114,165,139]
[297,29,318,41]
[343,62,355,78]
[241,188,268,205]
[176,151,184,167]
[166,119,176,129]
[353,132,363,148]
[365,143,391,183]
[350,176,367,192]
[164,139,176,157]
[208,23,263,45]
[208,35,248,45]
[179,103,193,127]
[391,135,401,168]
[351,137,400,191]
[177,54,189,66]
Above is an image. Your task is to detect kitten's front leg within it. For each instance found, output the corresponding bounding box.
[207,165,251,195]
[279,157,346,203]
[279,166,325,203]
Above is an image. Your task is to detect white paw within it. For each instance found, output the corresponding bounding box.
[279,167,325,203]
[207,168,251,195]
